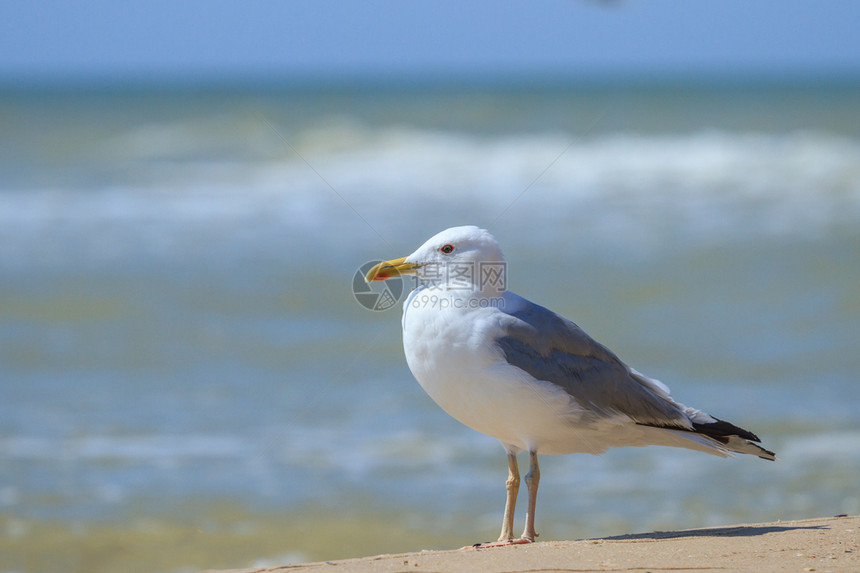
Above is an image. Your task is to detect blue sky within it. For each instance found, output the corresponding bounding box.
[1,0,859,82]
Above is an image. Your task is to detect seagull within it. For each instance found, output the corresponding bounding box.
[365,225,775,547]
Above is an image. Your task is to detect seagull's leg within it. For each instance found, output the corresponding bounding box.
[521,450,540,542]
[498,451,520,542]
[465,450,533,548]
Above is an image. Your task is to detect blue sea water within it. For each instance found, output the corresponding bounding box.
[1,80,859,571]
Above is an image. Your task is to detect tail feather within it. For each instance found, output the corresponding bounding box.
[722,435,777,460]
[639,416,776,461]
[692,417,776,461]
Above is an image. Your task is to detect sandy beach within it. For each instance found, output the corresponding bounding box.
[207,515,858,573]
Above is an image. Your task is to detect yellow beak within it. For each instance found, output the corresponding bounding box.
[365,256,421,282]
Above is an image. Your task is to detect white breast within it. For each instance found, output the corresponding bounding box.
[401,290,597,453]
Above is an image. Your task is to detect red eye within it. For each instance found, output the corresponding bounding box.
[440,244,455,254]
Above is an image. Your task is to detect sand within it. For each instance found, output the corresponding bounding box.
[207,515,858,573]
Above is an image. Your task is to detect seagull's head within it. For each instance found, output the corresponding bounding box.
[365,226,506,292]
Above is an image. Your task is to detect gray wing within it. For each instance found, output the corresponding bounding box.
[495,298,691,428]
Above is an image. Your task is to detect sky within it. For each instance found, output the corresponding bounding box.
[1,0,859,83]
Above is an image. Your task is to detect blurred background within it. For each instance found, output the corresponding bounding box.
[1,1,859,572]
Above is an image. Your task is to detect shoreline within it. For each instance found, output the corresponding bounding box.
[206,515,858,572]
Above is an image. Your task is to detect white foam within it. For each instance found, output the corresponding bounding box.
[0,434,247,461]
[1,126,859,269]
[780,430,860,459]
[251,551,308,568]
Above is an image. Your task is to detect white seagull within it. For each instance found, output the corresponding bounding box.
[366,225,774,547]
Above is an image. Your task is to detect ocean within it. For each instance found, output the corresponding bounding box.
[1,79,859,572]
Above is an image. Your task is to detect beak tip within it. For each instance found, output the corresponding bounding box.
[364,267,385,283]
[363,256,414,283]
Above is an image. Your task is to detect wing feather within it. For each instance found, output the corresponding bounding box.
[495,298,691,428]
[494,295,776,460]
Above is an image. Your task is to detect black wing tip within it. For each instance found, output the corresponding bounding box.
[638,416,777,461]
[695,418,777,461]
[756,445,777,461]
[692,417,761,443]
